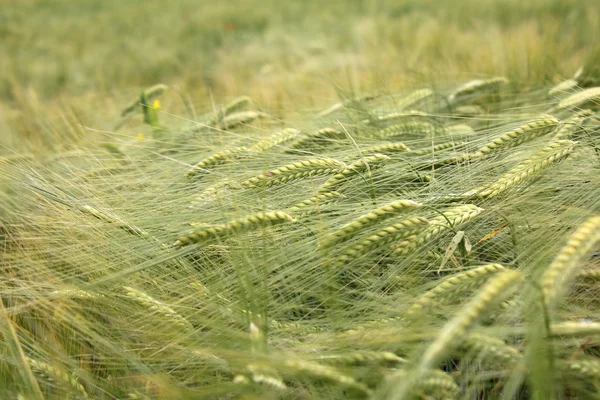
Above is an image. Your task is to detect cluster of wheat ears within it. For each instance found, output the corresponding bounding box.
[1,75,600,399]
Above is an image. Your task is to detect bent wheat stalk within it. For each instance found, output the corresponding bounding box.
[541,215,600,308]
[394,204,484,256]
[320,199,422,249]
[558,87,600,110]
[406,264,506,315]
[383,269,522,400]
[241,158,345,188]
[448,77,508,104]
[174,211,296,247]
[318,153,390,193]
[461,139,576,199]
[185,146,249,177]
[471,116,560,159]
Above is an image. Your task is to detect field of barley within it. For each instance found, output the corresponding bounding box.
[2,1,600,399]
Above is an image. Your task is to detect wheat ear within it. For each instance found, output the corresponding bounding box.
[385,269,522,400]
[287,191,345,215]
[333,216,430,266]
[185,146,248,177]
[461,139,575,199]
[205,96,252,126]
[313,351,405,365]
[124,286,192,330]
[277,358,372,395]
[27,357,89,399]
[394,204,484,256]
[318,153,390,193]
[288,128,346,150]
[554,110,593,139]
[316,93,380,117]
[541,215,600,308]
[359,142,411,155]
[174,211,296,247]
[248,128,301,151]
[394,88,434,110]
[320,199,422,249]
[406,264,506,315]
[385,369,458,399]
[462,332,522,364]
[373,121,440,140]
[471,116,560,159]
[549,79,579,96]
[550,321,600,337]
[558,87,600,109]
[241,158,345,188]
[219,110,263,130]
[413,141,463,156]
[448,76,508,104]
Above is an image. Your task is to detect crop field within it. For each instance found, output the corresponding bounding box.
[2,1,600,399]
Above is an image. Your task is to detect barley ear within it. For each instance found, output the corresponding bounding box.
[541,215,600,309]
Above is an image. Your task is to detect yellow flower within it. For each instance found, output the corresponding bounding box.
[152,99,160,110]
[137,133,144,141]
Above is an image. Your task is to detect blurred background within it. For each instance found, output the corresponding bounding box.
[1,0,599,150]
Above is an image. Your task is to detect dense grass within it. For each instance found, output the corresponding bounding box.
[2,1,600,399]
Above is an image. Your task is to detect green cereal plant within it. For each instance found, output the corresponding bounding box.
[562,358,600,381]
[550,321,600,337]
[243,364,287,390]
[471,116,560,159]
[394,88,434,111]
[81,205,148,237]
[277,358,372,395]
[454,105,486,117]
[394,204,484,256]
[358,142,411,156]
[320,199,422,249]
[190,179,243,204]
[558,87,600,110]
[206,96,252,126]
[385,369,458,399]
[361,142,411,155]
[288,128,347,150]
[318,153,390,193]
[445,124,475,135]
[462,332,523,364]
[448,76,508,104]
[541,215,600,309]
[413,141,462,156]
[373,121,440,140]
[461,140,576,199]
[287,191,345,215]
[553,110,593,139]
[185,146,249,177]
[124,286,192,330]
[549,79,579,96]
[313,351,405,365]
[248,128,301,152]
[576,269,600,280]
[333,216,430,266]
[316,93,380,118]
[384,269,522,400]
[173,211,296,247]
[405,264,506,316]
[27,357,89,399]
[363,110,430,125]
[241,158,345,188]
[219,110,263,130]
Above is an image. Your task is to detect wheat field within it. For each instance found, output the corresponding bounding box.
[2,1,600,399]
